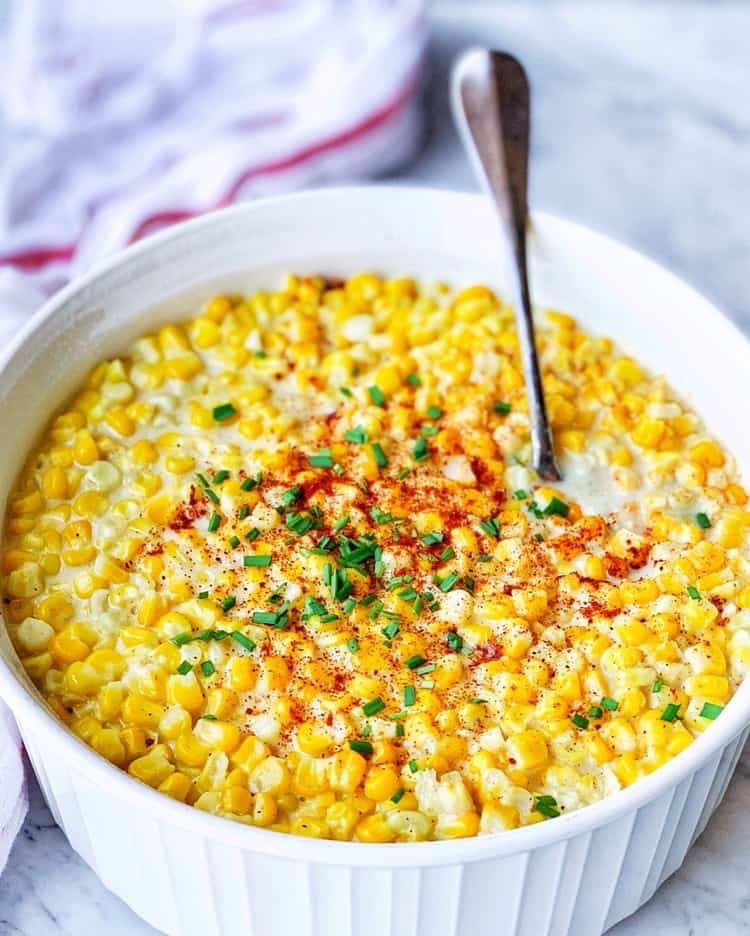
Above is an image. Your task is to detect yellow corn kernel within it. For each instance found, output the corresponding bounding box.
[73,430,99,465]
[231,736,269,772]
[50,631,90,665]
[72,490,107,518]
[296,721,333,757]
[631,417,665,450]
[225,655,257,692]
[194,718,241,754]
[506,730,548,770]
[128,744,175,787]
[684,674,730,702]
[329,749,367,793]
[252,792,277,827]
[131,439,158,465]
[260,656,290,692]
[165,454,195,475]
[435,812,481,840]
[104,406,135,436]
[222,786,252,814]
[167,672,205,714]
[159,772,192,802]
[91,728,126,766]
[122,693,165,729]
[249,756,292,795]
[689,440,724,468]
[121,727,148,761]
[174,732,211,768]
[355,813,397,843]
[165,354,203,380]
[42,466,68,499]
[363,764,400,802]
[206,688,239,720]
[138,595,168,628]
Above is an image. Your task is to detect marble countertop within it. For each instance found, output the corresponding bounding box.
[2,2,749,934]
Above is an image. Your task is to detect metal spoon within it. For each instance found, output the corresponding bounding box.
[451,48,561,482]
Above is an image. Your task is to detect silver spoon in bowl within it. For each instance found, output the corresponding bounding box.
[451,47,561,482]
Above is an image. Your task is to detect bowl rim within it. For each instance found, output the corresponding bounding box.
[1,184,749,868]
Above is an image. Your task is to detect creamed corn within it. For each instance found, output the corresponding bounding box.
[4,273,750,841]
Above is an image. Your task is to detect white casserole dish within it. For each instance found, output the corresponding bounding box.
[0,186,748,936]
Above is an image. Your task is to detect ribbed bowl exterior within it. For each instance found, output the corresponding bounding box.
[20,718,748,936]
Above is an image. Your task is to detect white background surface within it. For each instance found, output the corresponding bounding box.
[2,2,750,934]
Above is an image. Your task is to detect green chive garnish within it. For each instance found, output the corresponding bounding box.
[213,469,230,484]
[212,402,236,422]
[340,386,353,397]
[494,401,511,415]
[198,591,209,599]
[695,512,711,529]
[238,505,250,520]
[699,702,723,720]
[246,527,260,542]
[347,638,360,653]
[200,660,215,677]
[601,697,618,711]
[652,679,663,693]
[368,385,386,407]
[438,571,460,592]
[229,536,240,549]
[207,513,221,532]
[421,531,443,546]
[362,697,385,717]
[219,596,236,611]
[543,496,569,518]
[571,713,589,729]
[408,759,419,773]
[308,448,334,469]
[244,554,272,567]
[687,586,701,600]
[588,705,603,719]
[231,631,256,652]
[405,655,426,670]
[176,660,192,675]
[171,632,193,646]
[534,795,560,819]
[514,489,529,500]
[479,518,501,539]
[406,373,421,387]
[661,703,680,722]
[371,443,388,468]
[412,435,430,462]
[426,406,443,420]
[390,788,405,804]
[349,740,373,755]
[403,685,416,706]
[345,427,368,444]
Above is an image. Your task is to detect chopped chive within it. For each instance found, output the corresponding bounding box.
[404,685,416,707]
[176,660,192,675]
[440,547,456,561]
[390,788,405,804]
[371,442,388,468]
[601,697,618,711]
[695,512,711,529]
[438,572,460,593]
[395,723,405,738]
[200,660,215,677]
[171,632,193,646]
[446,631,463,652]
[362,697,385,717]
[213,469,230,485]
[253,611,279,626]
[254,349,267,358]
[534,795,560,819]
[415,663,436,676]
[382,620,400,640]
[421,531,444,546]
[231,631,256,652]
[361,723,372,737]
[494,401,511,415]
[240,477,257,492]
[588,705,603,719]
[343,598,356,614]
[246,527,260,543]
[405,655,426,670]
[534,533,544,542]
[349,739,373,755]
[347,638,360,653]
[479,518,501,539]
[699,702,723,720]
[340,386,353,397]
[229,535,240,549]
[334,515,350,532]
[398,587,418,601]
[406,373,421,387]
[198,591,209,599]
[238,505,250,520]
[219,596,236,612]
[408,759,419,773]
[469,698,488,705]
[412,435,430,462]
[204,488,220,505]
[571,713,589,729]
[652,679,663,693]
[368,385,386,407]
[543,496,569,518]
[687,586,701,600]
[513,489,529,500]
[396,467,411,480]
[201,713,217,721]
[212,402,236,422]
[421,425,439,437]
[308,448,334,469]
[195,473,211,488]
[426,406,443,420]
[345,426,368,444]
[244,554,272,567]
[661,703,681,722]
[207,513,221,532]
[477,554,492,563]
[280,485,303,508]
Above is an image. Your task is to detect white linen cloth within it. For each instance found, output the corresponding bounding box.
[0,0,427,872]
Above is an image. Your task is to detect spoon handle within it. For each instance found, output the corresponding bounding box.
[451,48,561,482]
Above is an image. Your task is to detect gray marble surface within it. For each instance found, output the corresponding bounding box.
[2,2,750,934]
